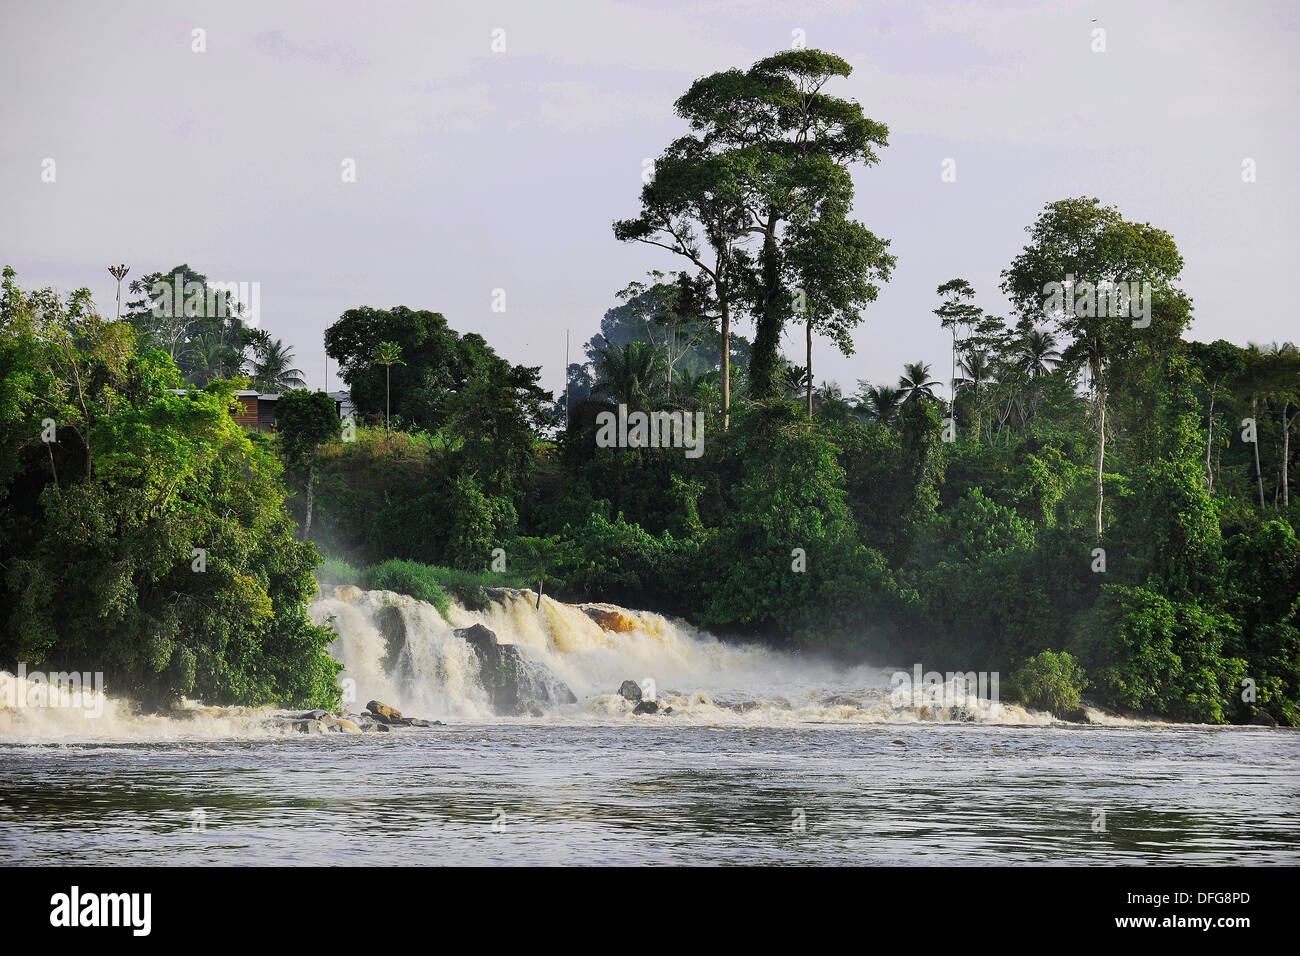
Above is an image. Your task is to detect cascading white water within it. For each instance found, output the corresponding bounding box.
[308,586,1064,725]
[1,587,1140,741]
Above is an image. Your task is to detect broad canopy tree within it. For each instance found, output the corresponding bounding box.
[615,49,893,423]
[324,305,550,434]
[1002,197,1187,540]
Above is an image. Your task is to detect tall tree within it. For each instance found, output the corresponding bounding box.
[1186,339,1246,493]
[934,279,982,414]
[1002,197,1186,540]
[617,48,892,421]
[614,136,752,428]
[372,341,404,432]
[786,208,894,416]
[673,49,891,400]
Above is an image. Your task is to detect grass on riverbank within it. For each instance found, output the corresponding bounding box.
[315,557,533,618]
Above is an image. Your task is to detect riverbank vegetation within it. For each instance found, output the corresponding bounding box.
[1,48,1296,725]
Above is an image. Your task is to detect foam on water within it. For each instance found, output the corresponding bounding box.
[0,670,281,741]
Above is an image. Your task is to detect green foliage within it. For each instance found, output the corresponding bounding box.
[121,264,260,388]
[8,138,1300,731]
[1009,650,1088,718]
[0,268,341,710]
[276,390,340,470]
[1221,519,1300,725]
[1074,585,1244,723]
[361,560,452,619]
[324,306,550,435]
[445,474,517,571]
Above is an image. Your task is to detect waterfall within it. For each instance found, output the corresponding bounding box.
[307,586,1056,725]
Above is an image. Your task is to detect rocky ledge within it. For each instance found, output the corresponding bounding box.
[275,700,445,734]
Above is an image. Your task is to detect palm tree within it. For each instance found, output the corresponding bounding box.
[672,366,717,411]
[107,264,129,320]
[863,384,904,426]
[591,339,666,408]
[372,340,404,431]
[898,361,941,404]
[191,332,245,387]
[954,350,994,392]
[781,364,810,404]
[1018,328,1061,378]
[954,349,994,442]
[251,337,306,392]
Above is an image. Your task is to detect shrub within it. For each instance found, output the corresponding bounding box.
[362,559,451,619]
[1009,650,1088,718]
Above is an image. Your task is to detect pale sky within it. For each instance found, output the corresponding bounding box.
[3,0,1297,400]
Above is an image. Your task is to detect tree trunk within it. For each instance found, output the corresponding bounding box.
[303,459,315,538]
[1283,401,1292,508]
[720,299,731,430]
[806,316,814,417]
[1094,381,1106,541]
[747,219,782,400]
[1253,396,1265,509]
[1204,387,1216,492]
[385,366,391,432]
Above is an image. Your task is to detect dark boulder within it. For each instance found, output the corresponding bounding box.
[366,700,402,723]
[1249,711,1279,727]
[632,700,659,715]
[618,680,643,702]
[375,605,407,672]
[455,624,577,716]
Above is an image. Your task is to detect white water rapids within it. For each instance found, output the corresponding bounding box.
[310,586,1062,726]
[1,586,1147,740]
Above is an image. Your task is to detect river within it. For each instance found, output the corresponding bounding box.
[1,588,1296,865]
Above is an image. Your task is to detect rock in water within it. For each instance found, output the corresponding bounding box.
[454,624,577,716]
[618,680,643,702]
[632,700,659,715]
[582,606,641,633]
[366,700,402,723]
